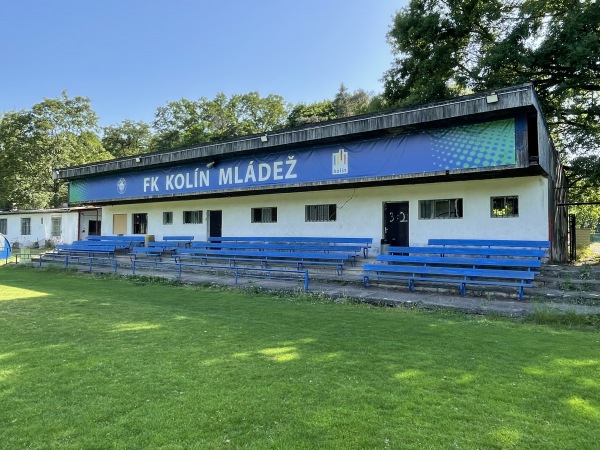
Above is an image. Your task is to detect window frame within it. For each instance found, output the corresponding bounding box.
[418,199,463,220]
[88,220,101,235]
[183,210,203,224]
[21,218,31,235]
[251,207,278,223]
[163,211,173,225]
[305,204,337,222]
[491,196,519,218]
[51,217,62,237]
[0,218,7,235]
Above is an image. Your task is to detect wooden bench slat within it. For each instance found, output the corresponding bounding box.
[175,248,347,274]
[428,239,550,249]
[208,236,372,257]
[191,242,362,255]
[377,255,541,269]
[362,263,536,300]
[129,247,164,261]
[162,236,195,241]
[387,246,546,258]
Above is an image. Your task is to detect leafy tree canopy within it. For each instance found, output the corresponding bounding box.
[102,120,152,159]
[0,92,110,209]
[287,100,336,127]
[383,0,600,156]
[383,0,600,227]
[151,92,290,151]
[287,85,383,128]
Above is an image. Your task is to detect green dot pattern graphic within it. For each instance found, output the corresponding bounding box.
[431,118,515,170]
[69,180,90,203]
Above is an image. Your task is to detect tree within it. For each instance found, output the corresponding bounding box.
[0,92,111,209]
[151,92,290,151]
[332,84,373,118]
[566,155,600,227]
[102,120,152,158]
[383,0,600,155]
[286,100,336,127]
[383,0,600,226]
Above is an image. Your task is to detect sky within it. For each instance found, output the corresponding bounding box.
[0,1,406,128]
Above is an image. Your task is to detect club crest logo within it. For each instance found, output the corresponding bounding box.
[117,178,127,194]
[332,148,348,175]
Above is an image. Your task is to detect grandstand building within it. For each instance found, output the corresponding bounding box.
[54,84,567,261]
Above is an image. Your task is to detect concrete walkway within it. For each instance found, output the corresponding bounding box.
[125,262,600,318]
[30,252,600,318]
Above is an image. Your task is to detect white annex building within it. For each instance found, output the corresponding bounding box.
[0,207,101,249]
[47,84,566,261]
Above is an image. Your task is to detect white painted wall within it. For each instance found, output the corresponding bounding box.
[0,211,80,247]
[100,176,549,255]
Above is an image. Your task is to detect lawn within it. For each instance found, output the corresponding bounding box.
[1,266,599,449]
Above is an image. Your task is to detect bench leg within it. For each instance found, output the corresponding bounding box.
[459,282,466,296]
[408,279,415,292]
[362,275,369,287]
[518,286,524,301]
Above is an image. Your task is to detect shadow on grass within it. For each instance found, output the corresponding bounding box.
[1,264,599,448]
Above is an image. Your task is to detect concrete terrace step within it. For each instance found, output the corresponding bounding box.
[35,253,600,306]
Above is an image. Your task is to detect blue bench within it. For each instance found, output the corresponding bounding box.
[362,264,536,300]
[376,254,541,271]
[174,248,347,275]
[387,246,546,259]
[36,253,118,272]
[191,242,360,262]
[55,244,116,257]
[71,240,117,247]
[159,236,194,248]
[38,245,117,272]
[129,247,164,262]
[130,259,310,291]
[86,235,145,250]
[208,236,373,257]
[88,235,145,242]
[148,242,180,252]
[428,239,550,250]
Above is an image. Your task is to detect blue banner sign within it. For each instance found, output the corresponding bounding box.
[70,118,519,203]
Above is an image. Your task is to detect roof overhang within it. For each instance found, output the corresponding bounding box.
[57,84,541,182]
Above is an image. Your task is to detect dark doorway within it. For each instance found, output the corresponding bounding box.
[88,220,101,235]
[383,202,409,247]
[208,210,222,240]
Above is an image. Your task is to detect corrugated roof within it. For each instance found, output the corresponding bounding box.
[57,84,539,181]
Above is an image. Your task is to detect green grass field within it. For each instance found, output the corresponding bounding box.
[1,265,599,449]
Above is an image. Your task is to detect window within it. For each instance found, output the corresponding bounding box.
[21,218,31,235]
[305,204,337,222]
[88,220,101,235]
[51,217,61,237]
[163,211,173,225]
[251,207,277,223]
[0,219,6,235]
[183,210,202,224]
[419,199,463,219]
[491,196,519,218]
[132,213,148,234]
